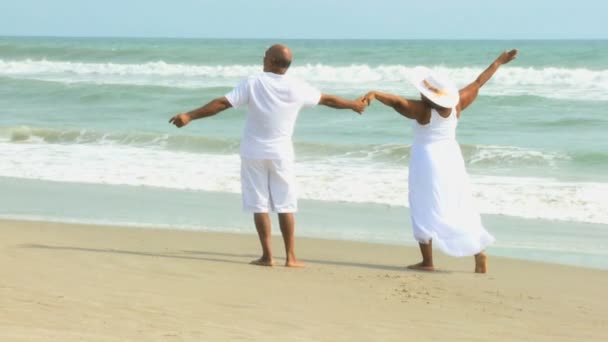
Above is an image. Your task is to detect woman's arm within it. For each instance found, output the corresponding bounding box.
[364,91,426,121]
[458,49,518,113]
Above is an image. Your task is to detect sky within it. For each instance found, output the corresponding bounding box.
[0,0,606,40]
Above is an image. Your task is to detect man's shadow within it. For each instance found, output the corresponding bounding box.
[20,243,450,273]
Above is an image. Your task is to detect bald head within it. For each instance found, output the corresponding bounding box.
[264,44,292,73]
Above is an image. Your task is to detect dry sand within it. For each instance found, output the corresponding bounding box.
[1,219,606,341]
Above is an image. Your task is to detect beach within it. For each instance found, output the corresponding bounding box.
[1,37,608,340]
[1,218,607,341]
[2,39,608,267]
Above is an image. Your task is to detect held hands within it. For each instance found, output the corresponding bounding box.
[497,49,518,65]
[362,91,376,106]
[350,92,377,114]
[352,96,369,114]
[168,113,192,128]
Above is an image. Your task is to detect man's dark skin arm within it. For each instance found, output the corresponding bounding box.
[318,94,366,114]
[168,97,232,128]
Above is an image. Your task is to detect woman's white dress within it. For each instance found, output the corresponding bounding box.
[408,108,494,256]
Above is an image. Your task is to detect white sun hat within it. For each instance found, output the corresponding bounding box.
[411,66,459,108]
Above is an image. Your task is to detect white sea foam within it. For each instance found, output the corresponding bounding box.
[464,145,571,167]
[1,141,606,224]
[0,126,573,168]
[2,59,607,100]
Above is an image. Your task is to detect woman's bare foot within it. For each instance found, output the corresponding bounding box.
[285,259,305,268]
[250,257,274,267]
[475,253,487,273]
[407,262,435,272]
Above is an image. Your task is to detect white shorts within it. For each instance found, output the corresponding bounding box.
[240,158,297,213]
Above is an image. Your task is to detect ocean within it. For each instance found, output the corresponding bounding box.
[1,37,607,269]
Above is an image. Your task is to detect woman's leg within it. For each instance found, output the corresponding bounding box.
[408,240,435,271]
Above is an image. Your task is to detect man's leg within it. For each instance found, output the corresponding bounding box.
[241,158,273,266]
[407,240,435,271]
[251,212,274,266]
[278,212,304,267]
[474,251,488,274]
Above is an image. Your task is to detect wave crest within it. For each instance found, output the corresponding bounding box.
[1,59,607,100]
[1,125,590,171]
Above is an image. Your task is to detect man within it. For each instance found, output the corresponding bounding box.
[169,44,366,267]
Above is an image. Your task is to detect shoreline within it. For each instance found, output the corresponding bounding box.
[2,214,607,272]
[1,218,607,341]
[2,176,608,271]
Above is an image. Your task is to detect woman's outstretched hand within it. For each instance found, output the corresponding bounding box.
[497,49,518,65]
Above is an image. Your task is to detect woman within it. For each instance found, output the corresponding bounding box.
[364,49,517,273]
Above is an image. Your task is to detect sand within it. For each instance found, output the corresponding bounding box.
[1,219,607,341]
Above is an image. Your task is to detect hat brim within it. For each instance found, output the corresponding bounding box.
[411,66,459,108]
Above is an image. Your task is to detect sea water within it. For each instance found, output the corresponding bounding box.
[1,37,607,268]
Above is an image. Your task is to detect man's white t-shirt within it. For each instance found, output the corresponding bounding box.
[225,72,321,160]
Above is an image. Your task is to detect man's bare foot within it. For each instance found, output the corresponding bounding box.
[407,262,435,272]
[285,260,305,268]
[475,253,488,274]
[250,258,274,267]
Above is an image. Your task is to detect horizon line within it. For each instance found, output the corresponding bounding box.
[1,34,607,41]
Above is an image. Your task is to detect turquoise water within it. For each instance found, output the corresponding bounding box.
[1,37,607,268]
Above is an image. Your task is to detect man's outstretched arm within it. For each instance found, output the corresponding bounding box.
[318,94,366,114]
[169,97,232,128]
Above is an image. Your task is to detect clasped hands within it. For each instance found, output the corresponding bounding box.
[353,91,377,114]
